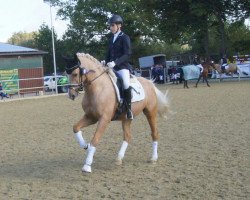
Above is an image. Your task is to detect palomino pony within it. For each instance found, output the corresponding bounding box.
[212,63,241,81]
[66,53,170,173]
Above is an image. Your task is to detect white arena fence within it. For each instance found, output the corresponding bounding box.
[0,76,71,99]
[1,65,250,100]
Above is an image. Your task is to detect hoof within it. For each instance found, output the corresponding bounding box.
[82,164,92,173]
[150,158,158,164]
[115,158,123,166]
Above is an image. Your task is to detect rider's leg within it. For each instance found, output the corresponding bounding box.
[117,69,133,119]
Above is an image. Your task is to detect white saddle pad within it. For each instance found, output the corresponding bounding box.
[222,64,229,70]
[109,74,145,103]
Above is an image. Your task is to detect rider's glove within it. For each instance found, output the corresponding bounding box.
[101,60,106,65]
[107,61,116,68]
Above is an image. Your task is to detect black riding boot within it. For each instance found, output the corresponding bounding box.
[124,87,133,120]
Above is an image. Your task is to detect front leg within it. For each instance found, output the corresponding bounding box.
[82,116,110,173]
[195,75,202,87]
[74,115,97,149]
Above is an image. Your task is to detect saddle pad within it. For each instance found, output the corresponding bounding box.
[130,75,145,103]
[224,64,229,70]
[182,65,200,80]
[108,74,145,103]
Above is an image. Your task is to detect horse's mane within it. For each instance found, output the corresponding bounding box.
[77,52,117,82]
[77,53,101,65]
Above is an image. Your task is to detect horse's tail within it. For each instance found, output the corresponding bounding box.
[154,86,170,120]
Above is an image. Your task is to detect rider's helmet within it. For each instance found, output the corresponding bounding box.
[108,15,123,25]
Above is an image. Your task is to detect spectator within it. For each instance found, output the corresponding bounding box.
[0,83,9,100]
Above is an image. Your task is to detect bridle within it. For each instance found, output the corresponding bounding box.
[66,64,107,93]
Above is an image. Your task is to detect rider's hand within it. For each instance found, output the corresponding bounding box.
[101,60,106,65]
[107,61,116,68]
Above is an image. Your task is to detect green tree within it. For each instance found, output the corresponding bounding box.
[7,31,37,48]
[53,0,250,64]
[226,21,250,55]
[34,24,66,74]
[54,0,182,65]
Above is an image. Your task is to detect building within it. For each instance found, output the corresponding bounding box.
[0,42,47,95]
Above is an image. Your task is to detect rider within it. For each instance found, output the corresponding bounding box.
[193,54,203,74]
[104,14,133,120]
[221,54,228,71]
[193,54,199,65]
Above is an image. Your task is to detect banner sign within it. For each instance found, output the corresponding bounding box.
[0,69,19,94]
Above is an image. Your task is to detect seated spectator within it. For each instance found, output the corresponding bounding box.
[0,83,9,100]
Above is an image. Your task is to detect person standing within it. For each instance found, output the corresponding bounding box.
[104,14,133,120]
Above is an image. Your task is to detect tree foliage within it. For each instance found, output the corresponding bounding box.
[33,24,66,74]
[7,31,37,48]
[7,0,250,72]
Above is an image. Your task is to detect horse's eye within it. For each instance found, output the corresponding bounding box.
[72,73,78,77]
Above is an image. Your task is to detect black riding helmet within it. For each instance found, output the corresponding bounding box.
[108,15,123,25]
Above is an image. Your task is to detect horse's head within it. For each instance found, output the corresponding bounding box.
[64,53,103,100]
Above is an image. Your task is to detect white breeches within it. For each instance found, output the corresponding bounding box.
[116,69,130,89]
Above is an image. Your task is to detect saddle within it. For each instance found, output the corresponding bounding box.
[108,71,145,120]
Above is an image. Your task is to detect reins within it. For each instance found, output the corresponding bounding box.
[80,67,108,89]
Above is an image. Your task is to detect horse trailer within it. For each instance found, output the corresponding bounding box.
[138,54,167,83]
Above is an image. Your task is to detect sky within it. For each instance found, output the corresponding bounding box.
[0,0,69,43]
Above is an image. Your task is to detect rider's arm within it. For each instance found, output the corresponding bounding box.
[105,46,111,64]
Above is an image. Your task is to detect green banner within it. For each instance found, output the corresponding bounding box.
[0,69,19,94]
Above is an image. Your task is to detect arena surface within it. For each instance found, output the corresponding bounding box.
[0,81,249,199]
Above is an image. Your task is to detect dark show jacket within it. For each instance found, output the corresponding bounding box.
[105,31,132,71]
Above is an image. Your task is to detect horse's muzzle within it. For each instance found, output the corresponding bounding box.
[68,87,78,100]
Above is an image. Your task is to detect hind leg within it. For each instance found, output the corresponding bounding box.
[116,120,132,165]
[144,108,159,163]
[204,77,210,87]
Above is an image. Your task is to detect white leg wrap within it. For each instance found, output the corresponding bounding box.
[118,141,128,160]
[82,144,96,173]
[85,144,96,166]
[75,131,88,149]
[152,141,158,161]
